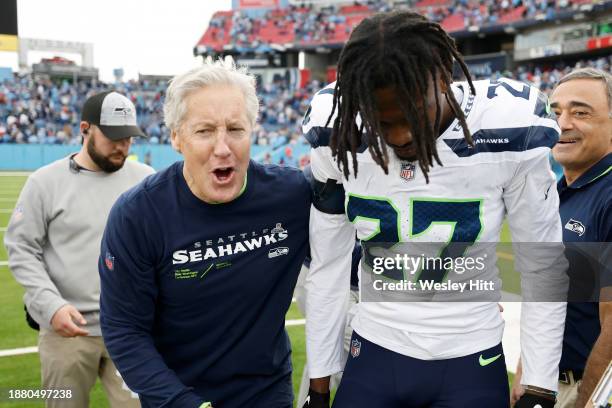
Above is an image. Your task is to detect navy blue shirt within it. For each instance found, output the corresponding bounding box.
[99,161,311,407]
[558,153,612,372]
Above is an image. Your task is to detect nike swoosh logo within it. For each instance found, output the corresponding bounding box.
[544,184,552,200]
[305,395,310,406]
[479,353,502,366]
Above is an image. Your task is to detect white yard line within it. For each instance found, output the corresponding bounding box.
[0,209,14,213]
[0,299,520,374]
[0,227,7,232]
[0,261,9,266]
[0,346,38,357]
[0,198,17,202]
[0,318,307,358]
[0,172,31,177]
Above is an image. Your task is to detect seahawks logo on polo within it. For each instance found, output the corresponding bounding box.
[172,224,289,265]
[565,219,585,236]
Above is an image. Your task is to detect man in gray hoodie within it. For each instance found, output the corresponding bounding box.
[4,90,154,408]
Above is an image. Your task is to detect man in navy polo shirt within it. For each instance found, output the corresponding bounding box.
[549,68,611,407]
[511,68,611,408]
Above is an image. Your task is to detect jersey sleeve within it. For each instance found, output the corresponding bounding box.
[303,86,357,377]
[99,194,206,407]
[501,98,568,391]
[302,83,343,180]
[3,175,67,327]
[305,154,356,378]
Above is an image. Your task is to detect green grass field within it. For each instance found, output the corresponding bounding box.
[0,173,516,407]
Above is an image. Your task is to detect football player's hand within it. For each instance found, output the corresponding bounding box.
[51,304,89,337]
[510,381,525,406]
[513,392,555,408]
[509,363,524,406]
[302,388,330,408]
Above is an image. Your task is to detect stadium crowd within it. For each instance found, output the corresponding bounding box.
[0,75,316,148]
[0,78,167,145]
[425,0,579,26]
[206,0,592,49]
[1,55,610,167]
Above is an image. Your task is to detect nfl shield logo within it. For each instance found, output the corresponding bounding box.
[105,252,115,271]
[400,162,415,181]
[350,339,361,358]
[13,206,24,222]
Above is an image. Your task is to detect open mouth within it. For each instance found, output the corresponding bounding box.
[212,167,235,183]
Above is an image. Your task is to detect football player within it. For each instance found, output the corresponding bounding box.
[302,11,568,408]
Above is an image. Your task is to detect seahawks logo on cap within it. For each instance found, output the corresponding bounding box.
[113,107,132,116]
[565,219,585,236]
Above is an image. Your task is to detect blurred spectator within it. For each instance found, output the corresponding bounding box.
[282,146,298,167]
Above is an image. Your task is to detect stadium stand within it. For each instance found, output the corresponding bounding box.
[2,0,612,168]
[195,0,597,52]
[1,54,611,167]
[0,74,316,167]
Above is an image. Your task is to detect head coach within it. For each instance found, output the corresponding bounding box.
[98,59,311,408]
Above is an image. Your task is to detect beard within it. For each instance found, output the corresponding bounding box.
[87,136,127,173]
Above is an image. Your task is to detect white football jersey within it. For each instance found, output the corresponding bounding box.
[303,78,568,391]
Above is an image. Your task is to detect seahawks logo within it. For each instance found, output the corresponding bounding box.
[113,107,132,116]
[565,219,585,236]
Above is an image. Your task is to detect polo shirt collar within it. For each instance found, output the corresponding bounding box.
[558,153,612,191]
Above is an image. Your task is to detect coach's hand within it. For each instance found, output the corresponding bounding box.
[302,388,330,408]
[51,304,89,337]
[513,391,555,408]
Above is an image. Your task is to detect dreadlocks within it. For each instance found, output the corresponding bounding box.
[328,10,475,181]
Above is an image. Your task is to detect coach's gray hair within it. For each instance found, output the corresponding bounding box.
[556,67,612,117]
[164,59,259,130]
